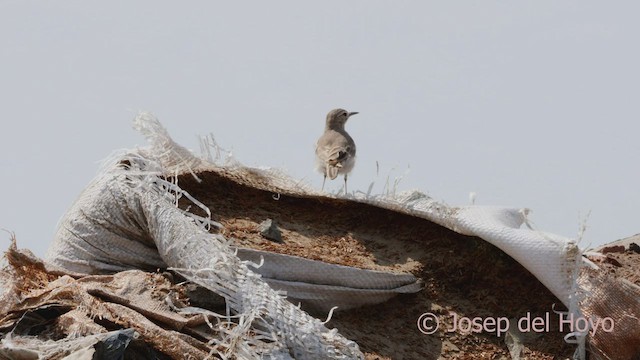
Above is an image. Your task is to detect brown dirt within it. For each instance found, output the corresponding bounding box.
[177,170,576,359]
[587,239,640,286]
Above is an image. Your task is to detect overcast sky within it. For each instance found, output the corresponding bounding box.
[1,1,638,256]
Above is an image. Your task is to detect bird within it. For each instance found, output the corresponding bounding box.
[315,108,358,194]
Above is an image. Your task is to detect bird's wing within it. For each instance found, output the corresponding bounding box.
[322,146,352,180]
[318,144,351,162]
[316,132,354,179]
[316,135,351,160]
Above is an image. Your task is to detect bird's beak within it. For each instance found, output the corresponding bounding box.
[348,112,359,117]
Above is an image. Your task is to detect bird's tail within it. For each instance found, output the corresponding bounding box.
[326,164,340,180]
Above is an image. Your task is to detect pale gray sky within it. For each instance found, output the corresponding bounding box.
[1,1,638,256]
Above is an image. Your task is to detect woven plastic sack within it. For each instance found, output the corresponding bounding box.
[45,116,364,359]
[42,113,639,359]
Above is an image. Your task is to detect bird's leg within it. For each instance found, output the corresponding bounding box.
[344,174,348,195]
[322,174,326,191]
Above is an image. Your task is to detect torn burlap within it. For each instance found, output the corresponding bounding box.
[0,239,212,359]
[578,268,640,360]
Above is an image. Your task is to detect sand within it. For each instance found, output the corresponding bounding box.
[177,170,578,359]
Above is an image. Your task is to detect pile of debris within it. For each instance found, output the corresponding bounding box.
[1,114,639,359]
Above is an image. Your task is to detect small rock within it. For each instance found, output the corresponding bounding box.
[628,242,640,254]
[258,219,282,242]
[600,245,625,254]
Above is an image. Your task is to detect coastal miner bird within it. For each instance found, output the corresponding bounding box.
[315,108,358,194]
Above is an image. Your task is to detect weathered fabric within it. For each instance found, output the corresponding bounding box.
[28,113,639,359]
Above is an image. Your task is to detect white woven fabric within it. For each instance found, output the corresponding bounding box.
[235,248,422,312]
[46,115,364,359]
[45,112,595,359]
[344,193,582,307]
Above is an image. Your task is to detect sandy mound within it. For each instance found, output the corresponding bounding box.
[4,165,638,358]
[175,169,575,359]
